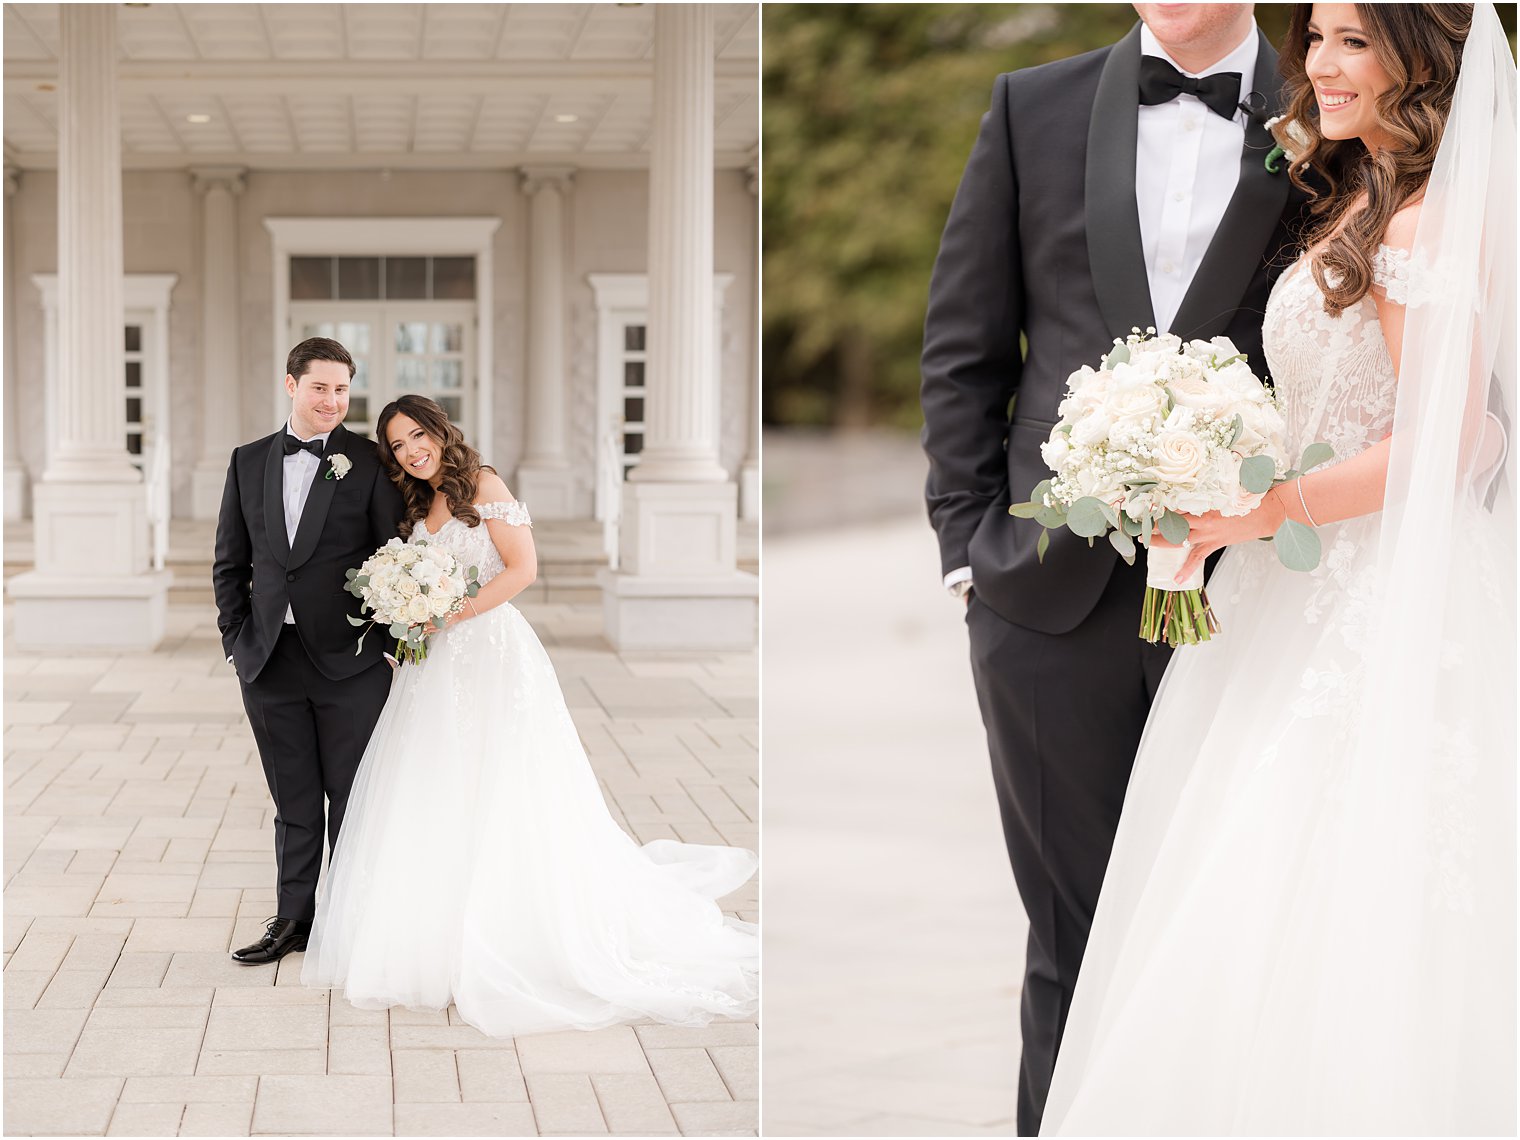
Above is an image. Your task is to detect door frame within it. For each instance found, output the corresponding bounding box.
[265,217,500,457]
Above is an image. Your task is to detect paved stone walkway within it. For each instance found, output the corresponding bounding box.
[2,598,757,1137]
[761,516,1026,1136]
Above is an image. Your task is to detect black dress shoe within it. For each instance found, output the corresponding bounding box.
[230,916,310,964]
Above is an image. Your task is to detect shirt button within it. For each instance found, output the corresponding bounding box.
[287,572,296,582]
[1161,260,1176,275]
[1184,118,1199,132]
[1173,191,1187,202]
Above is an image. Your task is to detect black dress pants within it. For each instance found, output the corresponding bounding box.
[238,624,393,923]
[965,553,1172,1136]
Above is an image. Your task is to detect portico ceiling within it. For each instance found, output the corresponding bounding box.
[2,3,759,171]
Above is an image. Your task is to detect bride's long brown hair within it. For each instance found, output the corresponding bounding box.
[1274,4,1471,314]
[375,394,492,538]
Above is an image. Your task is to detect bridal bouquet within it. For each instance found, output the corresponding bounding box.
[344,537,481,664]
[1010,330,1327,647]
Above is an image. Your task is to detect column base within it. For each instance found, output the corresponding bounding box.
[6,569,175,650]
[191,463,229,520]
[4,464,27,522]
[33,480,151,577]
[619,480,737,577]
[739,460,759,523]
[513,463,577,520]
[596,567,757,651]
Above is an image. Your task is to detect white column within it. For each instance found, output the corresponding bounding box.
[514,165,576,518]
[739,157,760,522]
[7,4,172,649]
[190,166,246,519]
[597,4,756,651]
[4,165,25,521]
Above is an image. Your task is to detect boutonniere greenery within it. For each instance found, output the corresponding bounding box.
[1263,114,1311,175]
[326,454,353,481]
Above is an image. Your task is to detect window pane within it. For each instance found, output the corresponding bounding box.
[431,257,475,299]
[438,395,463,421]
[126,434,143,456]
[125,361,142,390]
[385,257,428,300]
[623,431,644,456]
[124,325,142,353]
[623,396,644,423]
[352,359,369,391]
[125,397,142,423]
[430,323,463,354]
[349,396,369,423]
[290,257,334,300]
[432,360,462,390]
[396,357,428,391]
[623,360,644,389]
[337,257,381,300]
[335,321,371,356]
[395,322,428,355]
[301,322,334,340]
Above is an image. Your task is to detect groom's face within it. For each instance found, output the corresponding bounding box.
[285,359,351,439]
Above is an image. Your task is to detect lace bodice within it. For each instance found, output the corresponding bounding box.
[409,500,532,588]
[1262,243,1422,465]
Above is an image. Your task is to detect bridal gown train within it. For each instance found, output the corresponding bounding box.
[301,500,758,1036]
[1041,248,1515,1134]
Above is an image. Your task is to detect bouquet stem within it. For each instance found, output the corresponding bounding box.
[1140,541,1218,646]
[1139,585,1218,646]
[394,637,430,666]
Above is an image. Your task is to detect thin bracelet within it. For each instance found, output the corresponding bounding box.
[1297,479,1320,528]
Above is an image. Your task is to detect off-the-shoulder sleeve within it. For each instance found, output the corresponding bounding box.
[1372,244,1442,308]
[476,500,532,527]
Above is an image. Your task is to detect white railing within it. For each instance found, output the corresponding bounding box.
[599,422,623,570]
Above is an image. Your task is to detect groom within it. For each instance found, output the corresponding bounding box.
[920,5,1302,1133]
[213,337,404,963]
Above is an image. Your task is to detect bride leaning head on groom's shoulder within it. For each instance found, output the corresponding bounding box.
[374,393,497,538]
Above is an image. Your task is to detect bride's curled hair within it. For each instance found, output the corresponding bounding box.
[1275,3,1472,315]
[375,393,493,538]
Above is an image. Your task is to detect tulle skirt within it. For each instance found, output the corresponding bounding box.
[1043,513,1515,1135]
[301,602,758,1037]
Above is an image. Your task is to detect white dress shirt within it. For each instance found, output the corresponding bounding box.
[1136,23,1258,335]
[943,24,1259,596]
[281,422,330,623]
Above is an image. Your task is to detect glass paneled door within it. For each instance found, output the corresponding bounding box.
[289,303,475,441]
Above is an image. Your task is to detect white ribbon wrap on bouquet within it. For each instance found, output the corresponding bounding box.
[1144,543,1204,592]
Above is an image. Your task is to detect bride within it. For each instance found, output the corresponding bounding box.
[1043,3,1514,1133]
[300,394,758,1036]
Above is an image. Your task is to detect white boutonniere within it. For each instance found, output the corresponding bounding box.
[326,454,353,481]
[1263,114,1312,174]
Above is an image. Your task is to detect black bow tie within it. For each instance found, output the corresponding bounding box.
[1138,56,1243,121]
[283,435,324,458]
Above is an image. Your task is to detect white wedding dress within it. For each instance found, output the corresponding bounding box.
[1042,249,1515,1133]
[301,500,758,1036]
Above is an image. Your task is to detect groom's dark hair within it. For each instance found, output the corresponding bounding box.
[286,337,356,382]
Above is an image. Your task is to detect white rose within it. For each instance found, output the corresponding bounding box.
[1152,431,1209,485]
[429,594,454,619]
[395,576,419,598]
[1040,433,1072,470]
[405,594,433,624]
[1103,377,1168,429]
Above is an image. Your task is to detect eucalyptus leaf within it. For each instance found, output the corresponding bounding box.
[1121,514,1143,537]
[346,613,366,627]
[1008,501,1042,519]
[1097,500,1120,530]
[355,575,369,587]
[388,622,408,639]
[1297,442,1335,472]
[345,568,357,581]
[1109,528,1137,564]
[1274,518,1322,571]
[1103,343,1130,370]
[1067,496,1110,539]
[1158,509,1190,545]
[1035,502,1068,530]
[1036,528,1050,564]
[1239,454,1277,494]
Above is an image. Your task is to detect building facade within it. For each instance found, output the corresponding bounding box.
[3,2,759,649]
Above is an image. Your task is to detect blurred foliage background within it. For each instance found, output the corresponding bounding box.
[761,3,1519,432]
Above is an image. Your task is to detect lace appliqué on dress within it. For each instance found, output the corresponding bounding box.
[476,500,532,527]
[1369,244,1444,309]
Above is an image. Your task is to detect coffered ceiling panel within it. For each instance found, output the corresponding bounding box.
[2,3,759,169]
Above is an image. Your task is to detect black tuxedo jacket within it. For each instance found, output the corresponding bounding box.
[213,422,405,683]
[922,24,1308,635]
